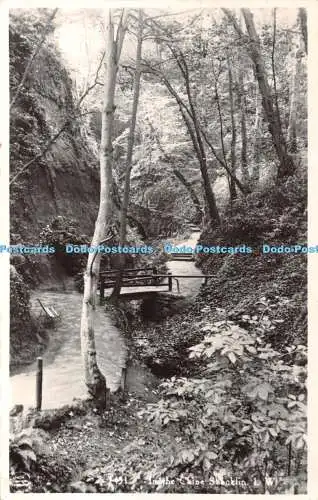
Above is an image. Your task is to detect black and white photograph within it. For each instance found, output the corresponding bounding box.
[3,1,314,495]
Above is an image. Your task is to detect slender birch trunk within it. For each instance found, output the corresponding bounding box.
[80,9,127,407]
[227,56,237,201]
[112,9,143,300]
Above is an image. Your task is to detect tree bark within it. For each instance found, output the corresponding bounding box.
[251,91,262,186]
[179,54,220,225]
[112,9,143,300]
[223,8,296,179]
[238,65,249,185]
[159,49,220,225]
[147,117,203,223]
[172,168,203,222]
[161,76,220,225]
[287,41,301,153]
[80,9,127,407]
[298,8,307,55]
[227,56,237,201]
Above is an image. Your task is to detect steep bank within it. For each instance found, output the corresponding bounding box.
[10,12,99,249]
[9,12,100,369]
[11,218,307,493]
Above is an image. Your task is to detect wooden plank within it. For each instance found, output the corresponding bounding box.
[100,267,156,276]
[45,307,56,318]
[50,306,59,317]
[37,299,58,318]
[97,285,169,297]
[99,274,212,285]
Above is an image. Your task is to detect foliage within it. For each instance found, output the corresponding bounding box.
[10,411,48,474]
[39,215,90,276]
[10,265,47,372]
[139,313,307,493]
[9,403,91,493]
[197,175,306,276]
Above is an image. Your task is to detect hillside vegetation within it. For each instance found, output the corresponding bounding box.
[9,7,308,495]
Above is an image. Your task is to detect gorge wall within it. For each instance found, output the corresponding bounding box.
[10,12,100,285]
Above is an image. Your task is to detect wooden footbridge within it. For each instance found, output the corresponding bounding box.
[98,265,213,302]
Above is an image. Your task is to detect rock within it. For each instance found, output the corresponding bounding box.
[10,404,24,417]
[68,480,96,493]
[68,481,87,493]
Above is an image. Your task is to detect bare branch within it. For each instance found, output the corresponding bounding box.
[9,120,70,185]
[116,9,129,61]
[10,54,105,186]
[77,52,105,108]
[10,8,58,110]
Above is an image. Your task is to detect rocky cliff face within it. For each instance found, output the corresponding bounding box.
[9,11,103,369]
[10,12,99,267]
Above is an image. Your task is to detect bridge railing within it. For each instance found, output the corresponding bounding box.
[99,267,170,300]
[100,267,157,277]
[98,269,213,300]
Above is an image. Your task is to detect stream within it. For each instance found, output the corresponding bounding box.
[10,231,203,410]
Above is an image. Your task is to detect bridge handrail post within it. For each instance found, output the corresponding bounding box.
[153,267,159,286]
[100,276,105,304]
[168,272,173,291]
[173,277,180,293]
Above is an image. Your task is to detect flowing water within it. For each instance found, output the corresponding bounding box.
[10,232,203,410]
[10,292,127,410]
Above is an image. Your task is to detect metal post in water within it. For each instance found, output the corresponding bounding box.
[36,357,43,411]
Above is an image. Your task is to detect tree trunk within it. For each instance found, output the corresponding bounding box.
[172,168,203,222]
[238,66,249,185]
[180,58,220,225]
[251,91,262,186]
[298,8,307,55]
[223,8,296,179]
[227,56,237,201]
[241,8,295,179]
[80,9,127,407]
[112,9,143,300]
[287,43,301,153]
[164,78,220,225]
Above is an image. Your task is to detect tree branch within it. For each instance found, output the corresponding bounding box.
[10,46,107,185]
[10,8,58,110]
[77,52,105,108]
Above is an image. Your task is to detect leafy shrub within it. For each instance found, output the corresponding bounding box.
[198,176,307,273]
[39,215,90,276]
[10,265,45,371]
[10,429,42,472]
[139,313,307,493]
[10,411,48,473]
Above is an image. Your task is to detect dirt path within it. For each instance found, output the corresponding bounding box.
[166,230,203,296]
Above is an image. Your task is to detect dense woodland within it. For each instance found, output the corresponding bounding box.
[9,7,307,494]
